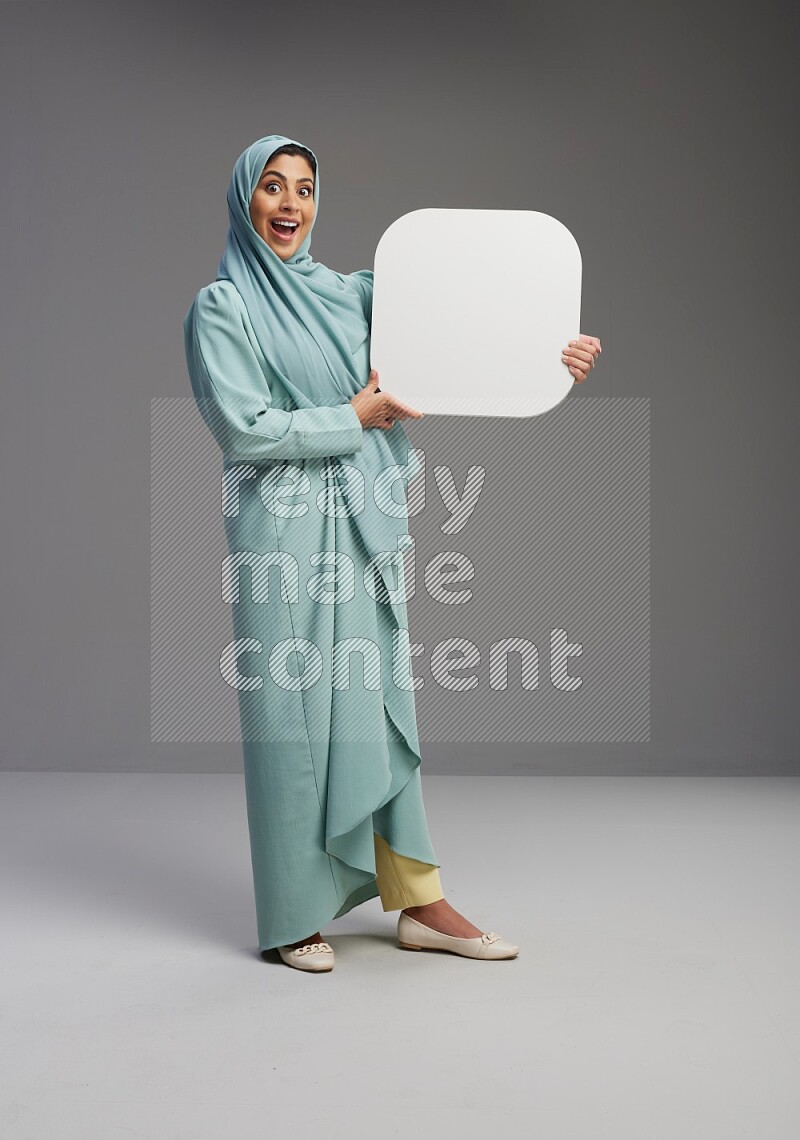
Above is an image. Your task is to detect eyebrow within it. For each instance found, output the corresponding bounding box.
[262,168,315,186]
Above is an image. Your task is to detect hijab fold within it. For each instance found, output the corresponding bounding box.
[215,134,420,572]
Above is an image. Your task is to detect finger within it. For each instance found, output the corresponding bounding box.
[387,397,424,419]
[563,356,590,381]
[562,349,593,371]
[563,340,601,368]
[578,335,602,358]
[563,338,595,353]
[565,343,596,365]
[578,334,601,352]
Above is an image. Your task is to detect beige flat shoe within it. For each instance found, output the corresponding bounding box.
[397,911,520,960]
[277,940,335,972]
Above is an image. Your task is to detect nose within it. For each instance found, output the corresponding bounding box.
[280,190,302,212]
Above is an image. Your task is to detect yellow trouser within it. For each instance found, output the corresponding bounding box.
[373,832,444,911]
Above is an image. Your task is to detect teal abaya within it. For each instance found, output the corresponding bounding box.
[183,136,439,951]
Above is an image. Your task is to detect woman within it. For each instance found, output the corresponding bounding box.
[184,134,601,973]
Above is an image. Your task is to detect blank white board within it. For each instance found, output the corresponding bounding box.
[370,208,582,417]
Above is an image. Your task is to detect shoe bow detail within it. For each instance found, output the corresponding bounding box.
[295,942,333,956]
[481,931,500,944]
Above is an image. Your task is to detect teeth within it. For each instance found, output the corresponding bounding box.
[273,220,298,229]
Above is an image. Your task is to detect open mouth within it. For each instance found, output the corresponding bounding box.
[270,219,300,242]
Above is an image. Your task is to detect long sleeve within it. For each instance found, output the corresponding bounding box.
[184,281,364,463]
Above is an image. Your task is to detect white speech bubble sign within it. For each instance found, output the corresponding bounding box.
[370,208,582,417]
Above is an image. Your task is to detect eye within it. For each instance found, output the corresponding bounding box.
[299,187,312,197]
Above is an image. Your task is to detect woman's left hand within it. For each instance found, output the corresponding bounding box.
[561,334,602,383]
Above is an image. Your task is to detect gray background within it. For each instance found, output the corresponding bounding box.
[2,0,797,774]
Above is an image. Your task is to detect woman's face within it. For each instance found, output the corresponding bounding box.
[249,154,316,260]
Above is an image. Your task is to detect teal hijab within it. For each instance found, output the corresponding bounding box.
[215,134,420,571]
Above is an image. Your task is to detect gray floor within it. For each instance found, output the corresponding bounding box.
[1,773,798,1138]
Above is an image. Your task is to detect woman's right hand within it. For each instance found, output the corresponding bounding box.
[350,370,424,431]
